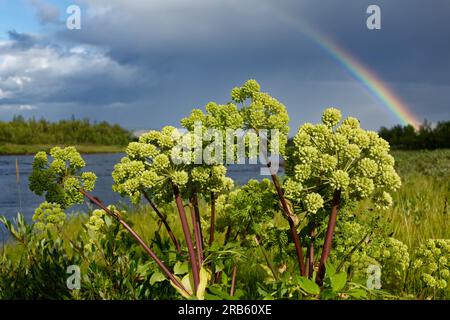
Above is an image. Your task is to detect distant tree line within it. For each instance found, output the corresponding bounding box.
[379,120,450,150]
[0,115,134,145]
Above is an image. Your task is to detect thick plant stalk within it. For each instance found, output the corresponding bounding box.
[173,184,200,292]
[316,189,341,285]
[192,193,204,251]
[209,192,216,245]
[266,161,306,276]
[188,202,204,266]
[307,224,316,279]
[79,189,190,296]
[230,265,238,297]
[143,193,181,253]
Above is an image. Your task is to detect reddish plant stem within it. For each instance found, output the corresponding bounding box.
[209,192,216,245]
[316,189,341,285]
[307,223,316,279]
[267,161,306,276]
[230,265,238,297]
[173,184,200,292]
[79,189,189,296]
[192,193,204,260]
[188,202,204,266]
[143,193,181,253]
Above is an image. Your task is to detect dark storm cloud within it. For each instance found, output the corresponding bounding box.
[1,0,449,130]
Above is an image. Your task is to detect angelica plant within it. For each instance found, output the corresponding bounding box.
[181,101,241,247]
[331,208,410,293]
[214,179,282,280]
[285,107,402,283]
[29,146,191,296]
[32,201,66,231]
[228,80,308,275]
[112,126,208,292]
[412,239,450,296]
[29,147,97,208]
[216,179,279,241]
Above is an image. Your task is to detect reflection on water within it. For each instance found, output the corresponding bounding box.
[0,153,283,232]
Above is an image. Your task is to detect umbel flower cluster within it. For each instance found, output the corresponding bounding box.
[215,179,279,238]
[29,146,97,208]
[112,126,233,205]
[413,239,450,290]
[335,223,410,290]
[32,201,66,231]
[231,79,290,157]
[284,108,402,214]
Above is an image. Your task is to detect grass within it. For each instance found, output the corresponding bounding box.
[0,143,126,155]
[387,150,450,249]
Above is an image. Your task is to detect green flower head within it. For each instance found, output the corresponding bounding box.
[321,107,342,127]
[29,147,97,209]
[33,201,66,231]
[304,193,324,214]
[287,107,400,210]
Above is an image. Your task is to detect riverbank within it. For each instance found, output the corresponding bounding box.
[0,144,126,155]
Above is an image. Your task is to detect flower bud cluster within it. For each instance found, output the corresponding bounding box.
[284,108,401,213]
[29,147,97,208]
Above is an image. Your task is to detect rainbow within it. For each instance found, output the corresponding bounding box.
[281,16,421,128]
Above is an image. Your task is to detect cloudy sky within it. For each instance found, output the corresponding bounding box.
[0,0,449,132]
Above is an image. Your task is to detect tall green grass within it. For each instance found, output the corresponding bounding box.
[387,150,450,249]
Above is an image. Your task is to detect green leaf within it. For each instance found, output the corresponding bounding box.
[298,277,320,295]
[104,215,113,227]
[204,293,221,300]
[320,289,337,300]
[170,275,193,299]
[330,272,347,292]
[259,264,276,281]
[214,261,224,273]
[196,267,211,300]
[346,288,368,300]
[208,285,232,300]
[325,261,336,277]
[149,271,166,285]
[136,262,153,278]
[174,261,189,275]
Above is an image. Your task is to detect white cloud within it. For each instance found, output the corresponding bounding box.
[0,39,139,104]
